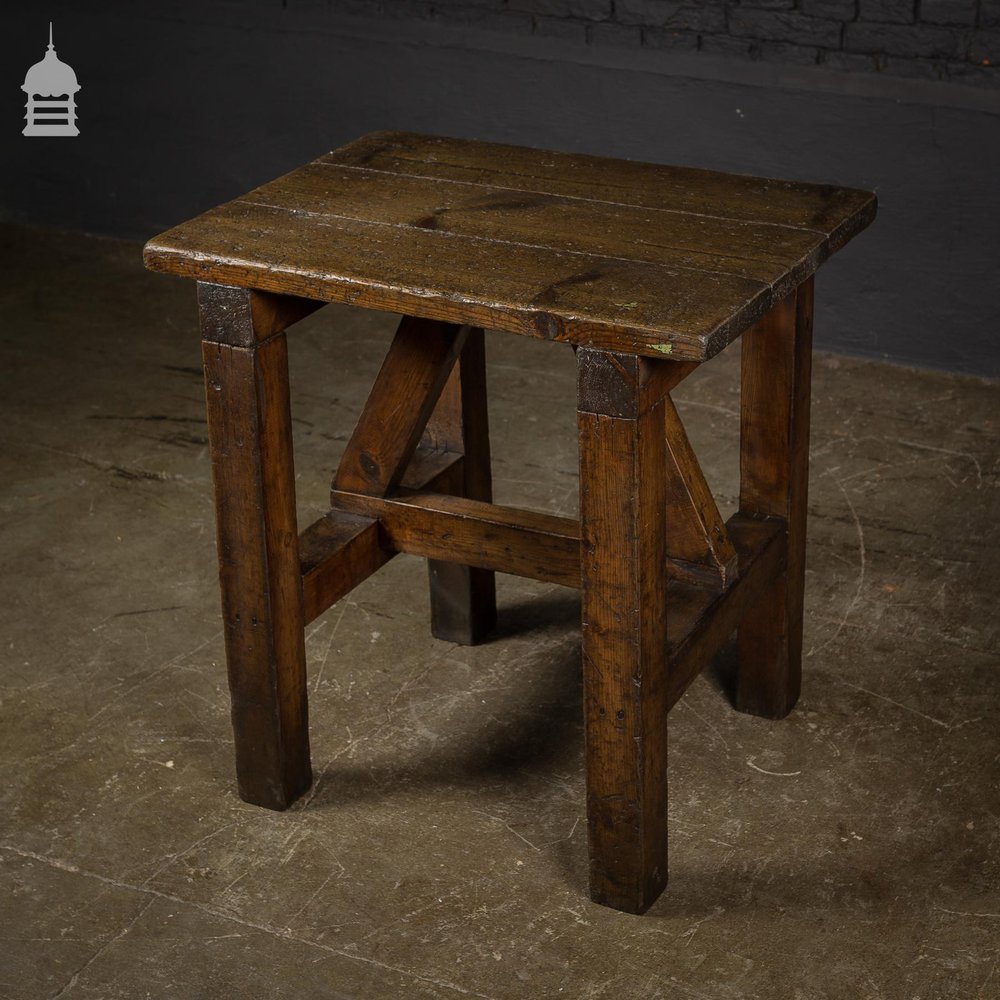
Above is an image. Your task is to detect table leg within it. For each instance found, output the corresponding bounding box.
[737,277,814,718]
[425,328,497,644]
[200,285,311,810]
[577,349,670,914]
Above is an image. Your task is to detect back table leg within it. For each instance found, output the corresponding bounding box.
[199,283,312,810]
[577,349,671,914]
[736,278,814,718]
[424,328,497,645]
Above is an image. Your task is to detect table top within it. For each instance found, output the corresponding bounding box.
[143,131,876,361]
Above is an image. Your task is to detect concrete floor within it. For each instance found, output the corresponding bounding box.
[0,223,998,1000]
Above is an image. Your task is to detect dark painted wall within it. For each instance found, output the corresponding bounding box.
[292,0,1000,87]
[4,3,999,376]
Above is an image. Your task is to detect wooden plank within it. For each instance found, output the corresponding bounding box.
[145,133,876,361]
[422,328,497,645]
[324,131,877,246]
[201,296,311,811]
[333,315,468,495]
[662,395,738,586]
[307,485,783,720]
[736,278,814,718]
[242,161,828,290]
[328,489,582,589]
[143,200,774,362]
[577,348,670,915]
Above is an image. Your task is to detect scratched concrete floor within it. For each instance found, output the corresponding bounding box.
[1,223,998,999]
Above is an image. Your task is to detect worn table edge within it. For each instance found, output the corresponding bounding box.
[141,135,878,363]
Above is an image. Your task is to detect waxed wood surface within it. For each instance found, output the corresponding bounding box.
[662,394,738,586]
[201,324,311,811]
[667,513,785,711]
[299,511,385,626]
[736,279,814,718]
[328,489,583,589]
[144,131,876,361]
[423,327,498,645]
[578,349,670,914]
[301,449,464,626]
[333,315,467,495]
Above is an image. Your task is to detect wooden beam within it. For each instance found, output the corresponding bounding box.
[201,295,311,811]
[736,278,813,718]
[300,512,385,625]
[577,350,697,418]
[301,449,463,624]
[328,489,582,589]
[315,485,786,707]
[577,347,670,914]
[666,513,786,711]
[400,446,464,494]
[197,282,324,346]
[422,327,498,644]
[663,395,738,587]
[319,487,784,653]
[333,315,468,495]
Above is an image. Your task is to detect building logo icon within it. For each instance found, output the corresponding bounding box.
[22,23,80,137]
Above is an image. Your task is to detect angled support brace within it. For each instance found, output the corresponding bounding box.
[333,315,469,496]
[571,347,738,587]
[663,395,738,587]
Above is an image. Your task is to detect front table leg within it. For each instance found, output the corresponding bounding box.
[199,283,312,810]
[577,349,671,914]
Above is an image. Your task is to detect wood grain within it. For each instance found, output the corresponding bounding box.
[333,315,468,495]
[578,348,670,914]
[667,513,785,710]
[301,450,464,625]
[328,489,581,588]
[663,395,738,586]
[736,278,814,718]
[145,200,771,362]
[144,131,876,362]
[423,327,497,645]
[244,161,827,290]
[299,512,385,626]
[200,291,311,811]
[197,282,324,346]
[577,349,696,418]
[325,132,876,246]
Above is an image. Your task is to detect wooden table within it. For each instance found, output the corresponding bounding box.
[144,131,876,914]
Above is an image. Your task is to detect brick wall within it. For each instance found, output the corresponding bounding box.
[323,0,1000,86]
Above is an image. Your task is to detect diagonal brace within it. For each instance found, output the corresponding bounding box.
[663,395,738,587]
[333,315,469,496]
